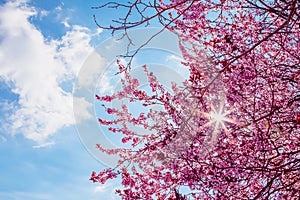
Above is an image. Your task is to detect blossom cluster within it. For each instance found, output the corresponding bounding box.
[91,0,299,199]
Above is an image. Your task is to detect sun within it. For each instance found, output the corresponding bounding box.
[188,100,239,146]
[209,103,228,125]
[191,103,237,144]
[211,112,226,124]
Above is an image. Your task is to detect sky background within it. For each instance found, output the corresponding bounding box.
[0,0,124,199]
[0,0,190,199]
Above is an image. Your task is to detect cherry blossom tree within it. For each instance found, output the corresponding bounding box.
[90,0,299,199]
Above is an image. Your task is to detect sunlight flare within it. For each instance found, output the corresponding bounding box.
[211,112,226,123]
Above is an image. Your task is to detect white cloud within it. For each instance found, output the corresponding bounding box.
[0,135,7,143]
[61,17,71,28]
[75,50,107,91]
[55,5,62,12]
[39,10,49,17]
[166,54,183,62]
[73,97,93,123]
[0,1,100,145]
[94,185,108,193]
[98,73,114,94]
[32,141,55,149]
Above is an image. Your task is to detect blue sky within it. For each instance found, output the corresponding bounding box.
[0,0,190,199]
[0,0,124,199]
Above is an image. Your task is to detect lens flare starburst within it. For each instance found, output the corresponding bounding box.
[192,103,236,145]
[211,112,226,124]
